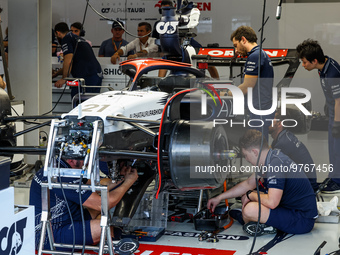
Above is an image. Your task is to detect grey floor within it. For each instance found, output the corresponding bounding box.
[13,130,340,255]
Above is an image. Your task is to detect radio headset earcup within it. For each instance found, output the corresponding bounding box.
[80,29,85,37]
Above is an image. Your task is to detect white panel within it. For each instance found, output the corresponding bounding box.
[11,102,24,163]
[278,2,340,113]
[0,0,8,35]
[0,187,34,255]
[9,0,52,163]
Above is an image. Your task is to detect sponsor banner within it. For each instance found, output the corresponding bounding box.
[0,188,34,255]
[130,109,164,119]
[197,48,288,58]
[135,243,236,255]
[164,230,249,241]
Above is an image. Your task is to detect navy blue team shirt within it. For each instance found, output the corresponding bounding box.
[271,129,318,190]
[62,32,102,79]
[244,45,274,111]
[318,56,340,119]
[271,129,314,166]
[261,149,318,219]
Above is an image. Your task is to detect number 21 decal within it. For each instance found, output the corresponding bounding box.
[82,104,110,112]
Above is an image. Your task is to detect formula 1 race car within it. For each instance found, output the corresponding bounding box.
[0,0,312,231]
[0,54,312,223]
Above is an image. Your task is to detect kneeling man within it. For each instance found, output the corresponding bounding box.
[207,129,317,236]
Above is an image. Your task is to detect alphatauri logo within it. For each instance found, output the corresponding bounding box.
[0,217,27,255]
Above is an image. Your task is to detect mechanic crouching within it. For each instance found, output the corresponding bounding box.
[207,130,318,236]
[29,158,138,250]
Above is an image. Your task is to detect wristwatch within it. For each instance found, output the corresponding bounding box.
[246,190,252,200]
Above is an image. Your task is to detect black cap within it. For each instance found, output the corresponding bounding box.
[161,0,173,6]
[112,21,124,29]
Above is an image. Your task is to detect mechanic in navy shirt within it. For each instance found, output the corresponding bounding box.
[98,20,133,57]
[54,22,103,99]
[207,130,317,236]
[228,26,274,141]
[297,39,340,193]
[29,158,138,250]
[269,111,318,191]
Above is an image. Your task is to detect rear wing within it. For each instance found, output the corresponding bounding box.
[192,48,300,88]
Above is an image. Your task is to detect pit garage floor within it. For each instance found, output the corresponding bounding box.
[148,211,339,255]
[13,130,340,255]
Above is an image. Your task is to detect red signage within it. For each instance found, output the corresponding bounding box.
[197,48,288,58]
[154,1,211,11]
[135,244,236,255]
[66,81,80,87]
[197,2,211,11]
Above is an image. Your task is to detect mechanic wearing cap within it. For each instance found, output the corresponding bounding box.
[98,21,133,57]
[54,22,103,99]
[111,22,158,64]
[29,158,138,250]
[296,39,340,193]
[269,110,319,191]
[228,26,274,141]
[207,129,318,236]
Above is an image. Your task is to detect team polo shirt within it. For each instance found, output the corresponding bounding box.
[29,159,93,243]
[61,32,102,78]
[244,45,274,110]
[261,149,318,219]
[271,129,314,166]
[318,56,340,119]
[98,38,133,57]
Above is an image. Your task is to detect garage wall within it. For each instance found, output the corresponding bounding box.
[51,0,281,49]
[278,2,340,114]
[0,1,8,33]
[8,0,52,163]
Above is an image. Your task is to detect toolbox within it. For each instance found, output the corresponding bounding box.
[194,205,230,231]
[122,226,165,242]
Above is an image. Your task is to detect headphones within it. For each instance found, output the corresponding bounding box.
[71,22,85,37]
[77,24,85,37]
